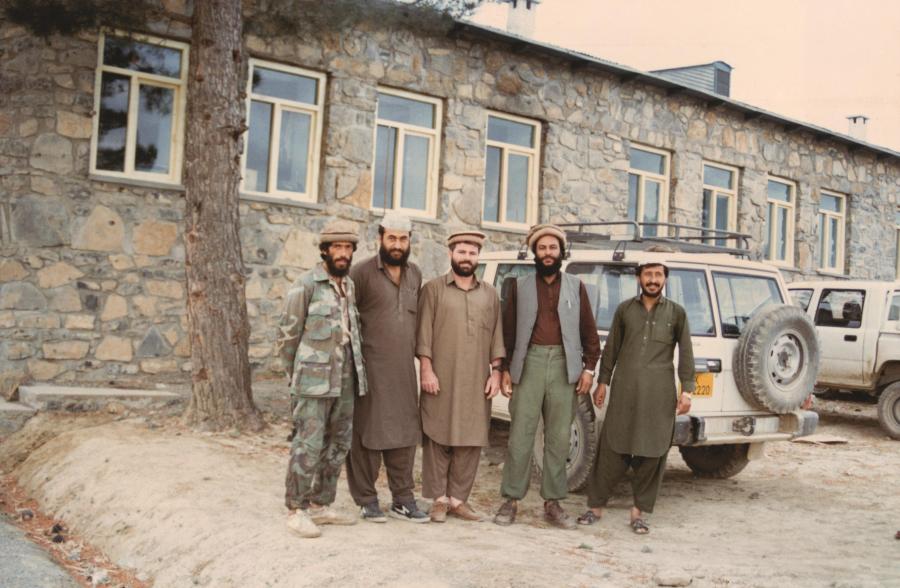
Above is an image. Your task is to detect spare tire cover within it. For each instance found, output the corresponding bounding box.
[732,303,819,414]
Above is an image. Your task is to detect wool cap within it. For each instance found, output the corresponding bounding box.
[447,230,486,248]
[319,219,359,244]
[379,211,412,233]
[526,223,567,249]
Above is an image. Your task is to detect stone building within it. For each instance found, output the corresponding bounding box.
[1,1,898,386]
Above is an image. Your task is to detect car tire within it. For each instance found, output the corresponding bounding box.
[733,304,819,414]
[679,444,749,479]
[533,395,596,492]
[877,382,900,440]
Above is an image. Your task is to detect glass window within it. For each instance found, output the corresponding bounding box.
[242,60,324,202]
[888,293,900,322]
[764,178,795,264]
[91,34,188,184]
[713,272,783,337]
[373,89,441,215]
[566,263,639,330]
[702,162,738,246]
[494,263,536,305]
[814,289,865,329]
[483,113,540,227]
[666,269,715,336]
[895,208,900,278]
[789,289,814,311]
[818,191,846,272]
[628,146,669,237]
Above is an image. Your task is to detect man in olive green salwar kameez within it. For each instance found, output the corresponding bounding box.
[578,260,694,534]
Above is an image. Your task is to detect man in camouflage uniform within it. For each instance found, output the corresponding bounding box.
[276,220,368,538]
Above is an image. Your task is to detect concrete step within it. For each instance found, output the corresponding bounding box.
[18,385,182,412]
[0,399,37,437]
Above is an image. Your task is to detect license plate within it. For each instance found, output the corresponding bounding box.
[692,373,714,398]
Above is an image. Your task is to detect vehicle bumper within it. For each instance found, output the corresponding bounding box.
[673,410,819,446]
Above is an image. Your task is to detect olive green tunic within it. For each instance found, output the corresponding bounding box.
[599,296,695,457]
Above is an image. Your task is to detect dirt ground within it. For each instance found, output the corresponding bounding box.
[1,387,898,588]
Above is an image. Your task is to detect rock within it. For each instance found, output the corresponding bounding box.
[106,402,126,415]
[90,567,110,586]
[749,492,760,500]
[48,286,82,312]
[642,545,653,553]
[72,206,125,252]
[64,314,95,330]
[100,294,128,321]
[133,220,179,256]
[276,229,319,269]
[11,196,70,247]
[37,262,83,289]
[56,111,92,139]
[145,280,183,300]
[0,259,29,281]
[27,360,64,380]
[137,327,171,357]
[42,341,90,360]
[654,569,692,587]
[30,133,73,174]
[1,369,27,400]
[0,282,47,310]
[95,336,133,362]
[18,508,34,521]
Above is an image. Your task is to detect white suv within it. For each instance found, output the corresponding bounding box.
[479,222,819,489]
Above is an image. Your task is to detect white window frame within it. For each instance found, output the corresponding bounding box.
[628,144,670,232]
[764,176,796,266]
[481,111,541,230]
[818,190,846,272]
[701,161,739,234]
[895,206,900,278]
[371,87,442,218]
[89,31,189,186]
[239,59,326,204]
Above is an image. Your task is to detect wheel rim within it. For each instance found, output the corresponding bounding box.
[566,423,581,468]
[767,330,806,388]
[892,394,900,424]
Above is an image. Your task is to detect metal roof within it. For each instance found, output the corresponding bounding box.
[452,21,900,163]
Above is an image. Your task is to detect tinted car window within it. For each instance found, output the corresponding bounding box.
[566,263,638,330]
[713,272,783,337]
[789,289,813,311]
[814,289,865,329]
[889,293,900,322]
[667,269,715,336]
[494,263,535,304]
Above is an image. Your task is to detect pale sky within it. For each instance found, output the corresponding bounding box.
[470,0,900,152]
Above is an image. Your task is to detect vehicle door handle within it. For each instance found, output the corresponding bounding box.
[844,335,857,342]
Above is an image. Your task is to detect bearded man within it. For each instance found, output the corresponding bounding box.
[492,224,600,529]
[346,212,428,523]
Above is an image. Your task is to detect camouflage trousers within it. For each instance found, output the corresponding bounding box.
[285,353,356,510]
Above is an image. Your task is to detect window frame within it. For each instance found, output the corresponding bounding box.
[239,59,326,204]
[764,176,797,267]
[481,111,541,230]
[666,267,717,338]
[895,206,900,279]
[814,288,866,329]
[628,144,670,235]
[818,190,846,272]
[89,31,189,186]
[371,87,443,218]
[701,161,739,238]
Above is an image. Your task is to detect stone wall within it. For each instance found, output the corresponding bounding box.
[1,5,899,386]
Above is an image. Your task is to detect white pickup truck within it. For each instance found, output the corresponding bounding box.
[789,280,900,439]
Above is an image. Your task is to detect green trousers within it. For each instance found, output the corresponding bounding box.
[500,345,575,501]
[586,433,668,514]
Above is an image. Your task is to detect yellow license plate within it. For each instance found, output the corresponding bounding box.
[692,373,714,398]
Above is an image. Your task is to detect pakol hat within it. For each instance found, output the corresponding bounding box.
[379,211,412,233]
[447,230,486,249]
[319,219,359,245]
[526,223,567,249]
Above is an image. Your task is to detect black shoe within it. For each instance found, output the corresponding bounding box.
[360,502,387,523]
[389,501,430,524]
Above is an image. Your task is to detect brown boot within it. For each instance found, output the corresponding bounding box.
[448,502,484,522]
[493,499,517,526]
[544,500,576,530]
[430,501,449,523]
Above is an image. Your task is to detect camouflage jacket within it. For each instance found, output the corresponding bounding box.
[276,263,367,398]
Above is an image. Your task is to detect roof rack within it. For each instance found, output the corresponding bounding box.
[557,221,752,259]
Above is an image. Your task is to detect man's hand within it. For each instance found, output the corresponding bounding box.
[593,383,607,408]
[484,369,502,399]
[501,370,513,398]
[576,370,594,395]
[421,367,440,395]
[676,393,692,415]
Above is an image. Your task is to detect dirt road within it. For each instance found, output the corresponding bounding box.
[1,391,897,587]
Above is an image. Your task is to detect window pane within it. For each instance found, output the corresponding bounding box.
[134,84,174,174]
[377,93,434,128]
[245,100,272,192]
[400,134,429,210]
[495,263,536,304]
[566,263,639,330]
[488,116,534,148]
[715,195,730,231]
[506,153,529,224]
[276,110,311,193]
[828,217,839,268]
[629,147,665,174]
[818,214,826,267]
[483,146,501,222]
[103,37,181,78]
[703,164,733,189]
[815,289,865,328]
[251,67,317,104]
[373,125,397,209]
[96,72,130,172]
[888,293,900,321]
[627,174,639,221]
[713,272,783,337]
[896,209,900,226]
[667,269,715,336]
[702,189,712,229]
[790,289,813,311]
[767,179,792,203]
[776,205,789,261]
[643,180,660,236]
[763,202,773,259]
[820,193,841,213]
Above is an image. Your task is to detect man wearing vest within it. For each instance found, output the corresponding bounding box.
[493,224,601,529]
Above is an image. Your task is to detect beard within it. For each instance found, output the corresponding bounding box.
[534,254,562,277]
[640,283,663,298]
[379,244,410,267]
[450,259,476,277]
[322,252,352,277]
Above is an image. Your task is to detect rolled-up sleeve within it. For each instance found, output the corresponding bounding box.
[416,282,436,359]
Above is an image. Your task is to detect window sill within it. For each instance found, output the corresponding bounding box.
[239,192,326,210]
[369,209,441,226]
[89,173,185,193]
[816,269,850,279]
[480,222,530,235]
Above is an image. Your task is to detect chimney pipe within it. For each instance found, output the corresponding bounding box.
[847,115,869,141]
[502,0,540,37]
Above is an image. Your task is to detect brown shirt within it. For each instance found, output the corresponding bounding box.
[416,272,505,447]
[349,254,422,450]
[501,276,601,370]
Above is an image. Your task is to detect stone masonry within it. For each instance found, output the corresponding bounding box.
[1,2,898,386]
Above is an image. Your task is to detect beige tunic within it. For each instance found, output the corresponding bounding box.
[416,272,505,447]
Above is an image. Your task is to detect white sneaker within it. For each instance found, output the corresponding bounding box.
[287,509,321,538]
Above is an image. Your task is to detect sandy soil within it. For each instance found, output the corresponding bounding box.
[1,393,898,588]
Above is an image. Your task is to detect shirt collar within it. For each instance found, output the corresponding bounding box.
[445,271,481,289]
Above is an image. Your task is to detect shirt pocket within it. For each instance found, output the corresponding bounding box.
[402,286,419,315]
[650,318,675,344]
[305,301,334,341]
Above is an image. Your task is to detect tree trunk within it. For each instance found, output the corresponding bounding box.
[182,0,263,431]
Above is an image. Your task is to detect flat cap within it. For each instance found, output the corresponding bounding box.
[319,219,359,244]
[447,230,486,248]
[379,211,412,233]
[526,223,566,249]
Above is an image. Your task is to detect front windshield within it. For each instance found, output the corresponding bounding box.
[713,272,784,337]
